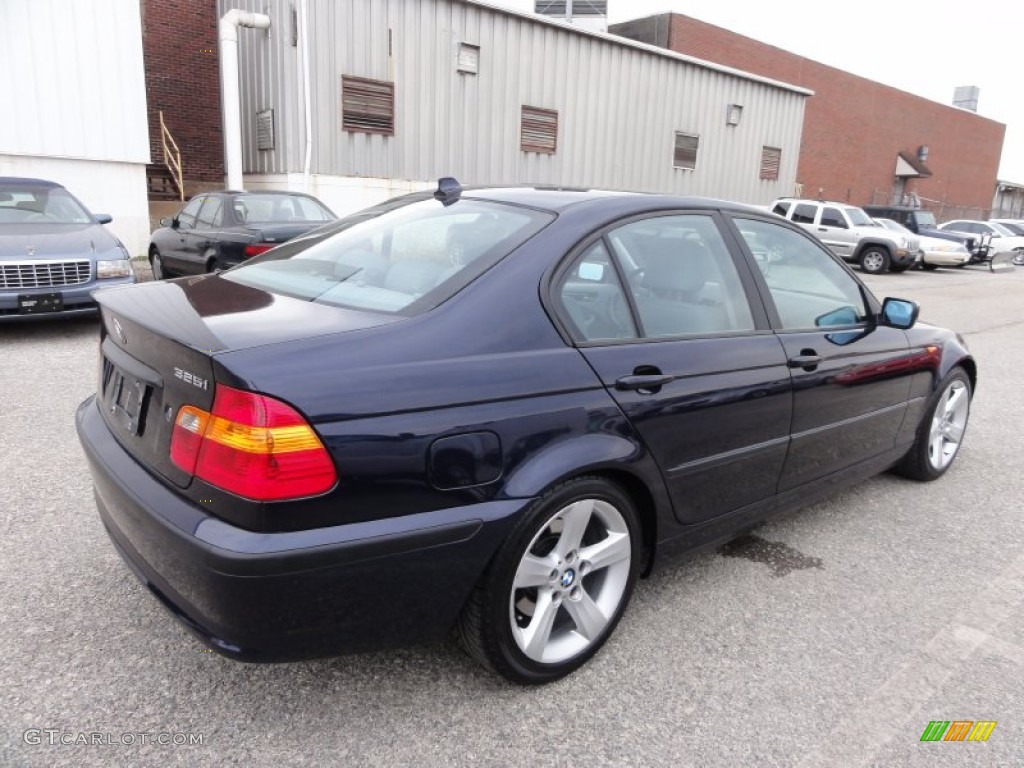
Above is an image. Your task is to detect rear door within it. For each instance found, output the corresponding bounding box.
[556,212,792,525]
[729,216,914,491]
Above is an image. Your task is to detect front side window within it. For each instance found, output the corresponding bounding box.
[223,198,552,314]
[844,207,873,227]
[608,215,754,337]
[177,197,204,230]
[820,207,847,228]
[196,197,223,229]
[735,217,867,330]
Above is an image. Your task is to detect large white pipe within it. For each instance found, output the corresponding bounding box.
[298,0,312,186]
[219,9,271,191]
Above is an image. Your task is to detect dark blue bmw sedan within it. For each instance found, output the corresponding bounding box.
[77,181,975,683]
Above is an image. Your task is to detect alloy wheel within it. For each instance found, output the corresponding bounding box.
[927,379,969,471]
[509,498,632,664]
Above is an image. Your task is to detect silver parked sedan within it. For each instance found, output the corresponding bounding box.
[873,218,970,269]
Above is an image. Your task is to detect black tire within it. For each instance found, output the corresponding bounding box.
[921,263,939,271]
[894,367,972,481]
[149,248,166,280]
[457,476,642,684]
[859,246,890,275]
[1013,249,1024,266]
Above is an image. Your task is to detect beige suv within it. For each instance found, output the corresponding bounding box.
[770,198,919,274]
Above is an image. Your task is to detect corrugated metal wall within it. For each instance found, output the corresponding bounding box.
[0,0,149,163]
[226,0,806,203]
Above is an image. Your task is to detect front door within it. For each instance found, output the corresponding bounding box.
[729,216,914,491]
[814,205,858,261]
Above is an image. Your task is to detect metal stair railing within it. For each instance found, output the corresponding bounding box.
[159,111,184,201]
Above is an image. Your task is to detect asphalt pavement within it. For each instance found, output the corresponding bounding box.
[1,264,1022,767]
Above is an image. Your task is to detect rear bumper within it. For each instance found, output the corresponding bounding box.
[76,395,525,661]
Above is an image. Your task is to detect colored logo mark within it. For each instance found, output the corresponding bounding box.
[920,720,997,742]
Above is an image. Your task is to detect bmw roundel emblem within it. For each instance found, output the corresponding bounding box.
[560,569,576,588]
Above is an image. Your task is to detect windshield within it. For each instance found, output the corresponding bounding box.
[0,184,92,224]
[845,207,873,227]
[223,197,553,314]
[988,221,1016,236]
[233,194,334,224]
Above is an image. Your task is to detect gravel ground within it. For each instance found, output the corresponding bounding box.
[1,264,1022,767]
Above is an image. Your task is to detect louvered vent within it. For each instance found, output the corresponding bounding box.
[760,146,782,181]
[674,132,699,170]
[521,106,558,154]
[341,76,395,135]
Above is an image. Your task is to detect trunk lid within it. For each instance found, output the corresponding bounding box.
[93,274,400,486]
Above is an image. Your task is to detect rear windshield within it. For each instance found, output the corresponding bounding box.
[222,197,553,314]
[0,185,92,224]
[233,194,334,224]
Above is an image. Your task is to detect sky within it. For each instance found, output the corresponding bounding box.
[492,0,1024,182]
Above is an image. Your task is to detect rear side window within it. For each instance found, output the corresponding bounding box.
[223,198,553,314]
[557,241,637,342]
[608,215,755,337]
[233,194,333,224]
[791,203,816,224]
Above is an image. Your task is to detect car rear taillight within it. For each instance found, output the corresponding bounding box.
[170,385,336,501]
[243,243,274,258]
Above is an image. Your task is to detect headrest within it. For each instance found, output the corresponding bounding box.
[640,238,710,293]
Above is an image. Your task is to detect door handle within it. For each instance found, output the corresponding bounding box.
[787,353,822,370]
[817,227,828,232]
[615,374,675,391]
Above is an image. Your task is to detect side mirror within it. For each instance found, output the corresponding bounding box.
[880,297,919,329]
[95,213,113,225]
[160,217,174,228]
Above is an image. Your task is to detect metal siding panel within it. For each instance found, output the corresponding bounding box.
[0,0,148,163]
[270,0,807,202]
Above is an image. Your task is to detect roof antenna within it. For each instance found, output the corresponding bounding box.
[434,177,462,206]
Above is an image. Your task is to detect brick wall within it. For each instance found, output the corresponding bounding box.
[613,14,1005,216]
[142,0,224,184]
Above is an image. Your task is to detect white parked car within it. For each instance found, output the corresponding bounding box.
[873,218,970,269]
[938,220,1024,266]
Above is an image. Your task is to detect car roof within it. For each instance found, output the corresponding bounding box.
[0,177,64,188]
[464,186,767,215]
